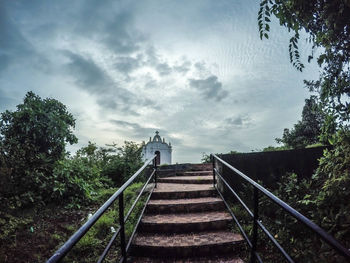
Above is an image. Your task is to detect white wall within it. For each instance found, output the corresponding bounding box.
[142,141,172,164]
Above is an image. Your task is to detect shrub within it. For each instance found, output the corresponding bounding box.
[0,92,77,208]
[51,157,102,205]
[101,141,143,186]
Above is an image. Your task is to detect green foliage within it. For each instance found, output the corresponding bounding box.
[202,151,240,163]
[51,157,103,206]
[312,131,350,245]
[231,169,348,262]
[201,152,211,163]
[76,141,115,168]
[0,91,77,208]
[255,133,349,261]
[0,92,149,262]
[61,182,146,263]
[0,211,33,244]
[102,141,143,186]
[262,145,290,152]
[258,0,350,123]
[276,96,326,148]
[65,211,115,262]
[259,174,320,262]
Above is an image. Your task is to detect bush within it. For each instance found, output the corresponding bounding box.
[312,130,350,248]
[51,157,104,206]
[257,133,350,263]
[101,141,143,186]
[0,92,77,208]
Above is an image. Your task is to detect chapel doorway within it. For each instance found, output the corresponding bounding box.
[155,151,160,165]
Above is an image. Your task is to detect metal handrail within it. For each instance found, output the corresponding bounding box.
[47,155,157,263]
[211,154,350,262]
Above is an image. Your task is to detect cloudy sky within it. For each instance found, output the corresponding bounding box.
[0,0,320,163]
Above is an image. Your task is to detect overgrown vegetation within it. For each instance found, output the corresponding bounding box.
[218,3,350,258]
[258,1,350,128]
[275,95,326,148]
[221,3,350,260]
[0,92,148,263]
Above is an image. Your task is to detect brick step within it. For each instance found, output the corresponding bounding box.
[158,175,213,184]
[131,231,244,258]
[139,211,232,233]
[186,163,212,171]
[146,197,225,213]
[129,255,244,262]
[175,171,213,176]
[158,170,213,178]
[151,183,216,199]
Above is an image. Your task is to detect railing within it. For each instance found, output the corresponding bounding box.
[211,154,350,263]
[47,155,157,263]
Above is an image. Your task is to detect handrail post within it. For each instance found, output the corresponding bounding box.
[119,192,127,263]
[211,154,216,188]
[251,186,259,263]
[153,157,157,188]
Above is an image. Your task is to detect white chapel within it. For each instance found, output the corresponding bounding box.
[142,131,172,165]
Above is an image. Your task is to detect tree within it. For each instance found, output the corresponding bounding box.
[258,0,350,126]
[258,3,350,258]
[276,96,326,148]
[0,91,77,207]
[102,141,143,186]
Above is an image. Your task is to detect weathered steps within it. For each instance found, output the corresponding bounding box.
[130,255,244,262]
[130,166,244,262]
[158,168,213,178]
[131,231,244,257]
[175,171,213,176]
[139,211,232,233]
[146,197,225,213]
[151,183,216,199]
[158,175,213,184]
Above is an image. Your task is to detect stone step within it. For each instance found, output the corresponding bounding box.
[129,255,244,262]
[157,163,212,173]
[151,183,216,199]
[139,211,232,233]
[146,197,225,214]
[158,175,213,184]
[175,171,213,176]
[187,163,212,171]
[131,231,244,258]
[158,170,213,178]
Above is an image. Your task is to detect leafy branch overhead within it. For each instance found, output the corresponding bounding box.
[258,0,304,71]
[258,0,350,124]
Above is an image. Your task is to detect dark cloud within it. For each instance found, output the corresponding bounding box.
[144,47,174,76]
[189,75,228,101]
[115,56,141,75]
[174,60,191,74]
[103,11,144,54]
[64,51,158,115]
[144,77,158,89]
[194,62,206,72]
[0,55,10,72]
[65,51,112,93]
[156,63,172,76]
[225,115,252,128]
[0,5,35,72]
[110,119,162,139]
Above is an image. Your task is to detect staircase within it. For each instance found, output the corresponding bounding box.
[129,163,245,262]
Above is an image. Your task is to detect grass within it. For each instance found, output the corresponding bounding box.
[0,182,149,263]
